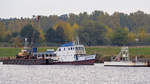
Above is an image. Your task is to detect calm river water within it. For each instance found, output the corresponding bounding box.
[0,63,150,84]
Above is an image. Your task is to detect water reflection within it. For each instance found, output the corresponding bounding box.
[0,63,149,84]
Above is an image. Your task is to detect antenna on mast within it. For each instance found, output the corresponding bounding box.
[76,36,80,45]
[24,38,28,49]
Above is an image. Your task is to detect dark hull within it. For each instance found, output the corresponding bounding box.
[104,65,149,67]
[50,59,95,65]
[104,61,150,67]
[1,59,95,65]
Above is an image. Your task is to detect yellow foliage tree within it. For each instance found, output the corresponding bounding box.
[105,26,113,41]
[72,23,79,39]
[10,37,22,47]
[128,32,136,43]
[72,23,79,30]
[139,28,147,41]
[53,21,78,41]
[124,27,129,33]
[39,29,45,41]
[31,22,45,42]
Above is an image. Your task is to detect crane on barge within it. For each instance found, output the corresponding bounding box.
[104,46,150,67]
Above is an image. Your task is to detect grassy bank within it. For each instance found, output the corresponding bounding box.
[86,47,150,62]
[86,47,150,57]
[1,47,150,61]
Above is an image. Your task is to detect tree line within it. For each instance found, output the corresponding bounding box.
[0,10,150,47]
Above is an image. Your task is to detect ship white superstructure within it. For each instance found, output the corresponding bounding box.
[56,42,96,62]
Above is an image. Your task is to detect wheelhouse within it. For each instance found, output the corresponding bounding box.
[56,42,87,61]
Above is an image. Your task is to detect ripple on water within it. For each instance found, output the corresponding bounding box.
[0,64,150,84]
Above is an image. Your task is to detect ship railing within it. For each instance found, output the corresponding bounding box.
[0,56,16,61]
[132,58,150,62]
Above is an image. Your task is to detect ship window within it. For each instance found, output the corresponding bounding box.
[68,48,70,50]
[46,54,48,57]
[80,47,84,50]
[59,48,61,51]
[50,54,52,57]
[79,47,81,50]
[53,54,56,56]
[76,47,79,50]
[38,54,41,57]
[64,48,65,51]
[34,54,37,57]
[80,47,82,50]
[71,47,72,50]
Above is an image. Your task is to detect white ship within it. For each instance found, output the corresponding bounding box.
[53,42,96,65]
[32,41,96,65]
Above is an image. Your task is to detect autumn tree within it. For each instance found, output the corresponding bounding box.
[2,10,150,46]
[139,28,147,41]
[10,37,22,47]
[53,21,77,41]
[128,32,136,44]
[105,26,113,44]
[72,23,79,38]
[39,29,45,42]
[0,22,7,41]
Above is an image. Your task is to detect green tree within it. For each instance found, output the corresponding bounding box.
[45,28,56,43]
[0,22,7,41]
[20,24,40,46]
[55,26,66,43]
[112,28,129,46]
[11,32,19,37]
[78,21,107,45]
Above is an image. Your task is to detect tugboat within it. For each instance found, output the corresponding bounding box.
[2,38,96,65]
[104,47,149,67]
[52,42,96,65]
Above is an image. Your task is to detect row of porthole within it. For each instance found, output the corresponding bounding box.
[34,54,56,58]
[59,47,74,51]
[62,54,74,56]
[59,47,84,51]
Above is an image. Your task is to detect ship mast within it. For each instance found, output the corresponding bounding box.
[76,36,80,45]
[73,36,80,45]
[24,38,28,50]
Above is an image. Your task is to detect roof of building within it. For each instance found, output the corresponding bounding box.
[61,42,74,47]
[33,51,55,54]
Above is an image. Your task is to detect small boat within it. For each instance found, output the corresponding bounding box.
[2,39,96,65]
[104,47,150,67]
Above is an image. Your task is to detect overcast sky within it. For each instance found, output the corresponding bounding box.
[0,0,150,18]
